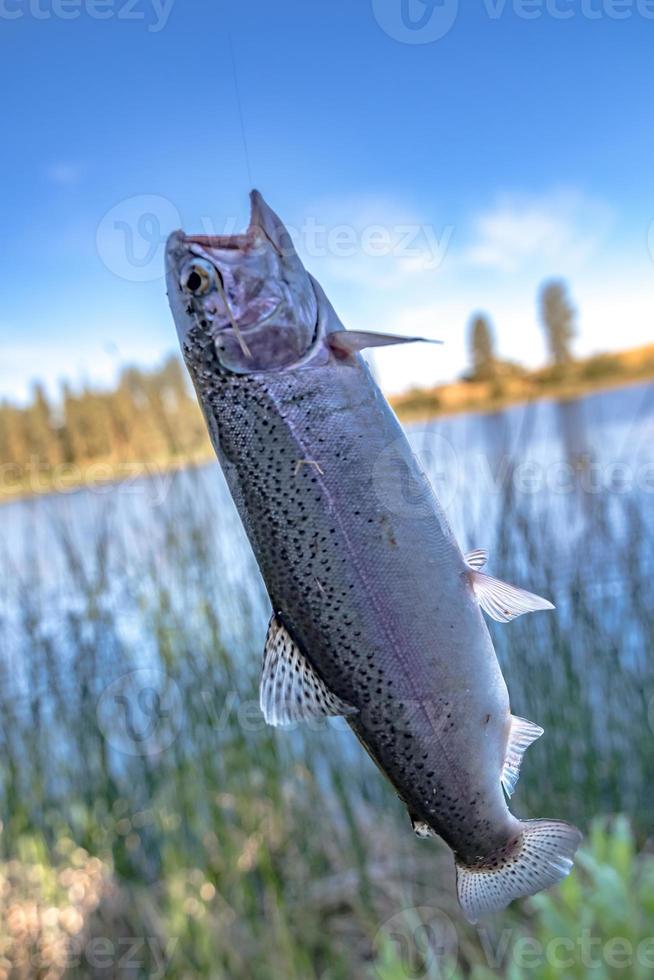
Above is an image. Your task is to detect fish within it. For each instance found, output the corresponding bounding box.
[165,190,582,922]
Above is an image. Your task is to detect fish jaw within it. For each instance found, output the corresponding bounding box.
[165,191,318,374]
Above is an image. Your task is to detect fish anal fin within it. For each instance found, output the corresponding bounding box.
[456,819,582,923]
[326,330,442,358]
[501,715,544,797]
[259,615,356,727]
[469,570,554,623]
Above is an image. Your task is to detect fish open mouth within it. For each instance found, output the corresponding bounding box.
[168,189,319,369]
[182,190,283,255]
[177,189,299,356]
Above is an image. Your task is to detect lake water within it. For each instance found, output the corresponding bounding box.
[3,380,653,625]
[1,381,653,824]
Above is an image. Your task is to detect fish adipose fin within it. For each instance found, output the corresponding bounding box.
[327,330,442,358]
[464,548,488,570]
[259,615,356,727]
[501,715,544,798]
[465,554,554,623]
[456,819,582,923]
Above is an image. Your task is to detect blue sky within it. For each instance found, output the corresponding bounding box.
[1,0,653,401]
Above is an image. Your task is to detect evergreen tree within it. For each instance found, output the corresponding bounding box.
[539,280,576,367]
[469,313,497,381]
[26,383,59,468]
[0,401,26,468]
[0,357,211,485]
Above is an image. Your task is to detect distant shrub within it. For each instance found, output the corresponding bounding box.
[580,353,622,381]
[395,387,443,417]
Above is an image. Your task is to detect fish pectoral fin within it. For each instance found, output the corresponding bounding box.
[501,715,544,798]
[464,548,488,570]
[326,330,442,358]
[468,569,554,623]
[259,615,357,727]
[409,812,437,839]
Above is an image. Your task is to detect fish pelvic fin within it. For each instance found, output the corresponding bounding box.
[467,561,555,623]
[326,330,442,358]
[259,615,357,727]
[456,819,582,923]
[502,715,544,798]
[409,811,438,839]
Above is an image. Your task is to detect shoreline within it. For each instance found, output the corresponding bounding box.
[2,369,653,506]
[0,451,212,507]
[389,367,654,424]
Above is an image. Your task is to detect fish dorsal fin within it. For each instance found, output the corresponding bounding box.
[464,548,488,570]
[501,715,544,797]
[326,330,442,358]
[259,615,356,727]
[466,552,554,622]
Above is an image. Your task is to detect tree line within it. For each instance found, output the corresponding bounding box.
[0,356,210,482]
[0,278,596,488]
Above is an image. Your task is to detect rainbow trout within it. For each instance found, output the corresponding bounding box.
[165,191,581,921]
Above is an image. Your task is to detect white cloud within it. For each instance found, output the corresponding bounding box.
[464,189,613,275]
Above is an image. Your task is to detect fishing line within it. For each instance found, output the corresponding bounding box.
[218,7,254,361]
[224,11,254,189]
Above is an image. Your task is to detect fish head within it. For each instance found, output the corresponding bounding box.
[166,190,318,374]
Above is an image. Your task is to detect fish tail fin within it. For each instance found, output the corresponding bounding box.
[456,819,582,923]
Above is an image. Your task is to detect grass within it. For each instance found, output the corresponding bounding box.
[0,385,653,976]
[374,817,654,980]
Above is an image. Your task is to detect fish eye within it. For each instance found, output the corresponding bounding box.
[181,259,218,295]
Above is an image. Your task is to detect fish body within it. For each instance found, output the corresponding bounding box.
[166,191,581,920]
